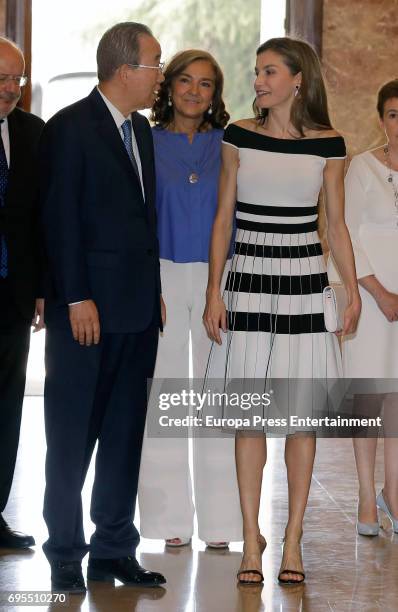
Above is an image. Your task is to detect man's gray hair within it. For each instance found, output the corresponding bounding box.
[97,22,153,82]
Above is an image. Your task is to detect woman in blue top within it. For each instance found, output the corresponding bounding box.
[138,50,242,548]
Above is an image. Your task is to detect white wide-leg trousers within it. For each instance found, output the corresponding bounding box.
[138,260,242,542]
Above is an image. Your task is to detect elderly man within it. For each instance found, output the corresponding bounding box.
[40,22,166,593]
[0,37,44,549]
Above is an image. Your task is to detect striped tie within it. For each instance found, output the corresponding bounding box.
[121,119,140,179]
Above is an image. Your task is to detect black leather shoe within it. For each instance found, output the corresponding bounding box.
[87,555,166,587]
[0,515,35,549]
[51,561,86,593]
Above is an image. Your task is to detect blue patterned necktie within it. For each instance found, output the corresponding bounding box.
[0,119,8,279]
[121,119,140,179]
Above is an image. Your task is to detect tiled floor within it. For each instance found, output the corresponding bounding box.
[1,397,397,611]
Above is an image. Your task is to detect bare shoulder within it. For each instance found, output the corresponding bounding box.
[233,118,258,132]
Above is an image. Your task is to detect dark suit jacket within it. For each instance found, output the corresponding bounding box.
[40,88,161,333]
[0,107,45,320]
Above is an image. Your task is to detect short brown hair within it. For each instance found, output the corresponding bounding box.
[97,22,152,82]
[377,79,398,118]
[151,49,229,130]
[253,37,332,137]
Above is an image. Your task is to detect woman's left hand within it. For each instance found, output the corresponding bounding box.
[337,294,361,336]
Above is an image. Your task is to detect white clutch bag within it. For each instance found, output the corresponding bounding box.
[322,285,347,333]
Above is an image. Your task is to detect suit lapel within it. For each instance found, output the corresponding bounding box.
[7,110,25,192]
[131,113,149,199]
[131,112,156,222]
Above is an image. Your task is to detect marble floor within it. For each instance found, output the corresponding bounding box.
[1,397,397,611]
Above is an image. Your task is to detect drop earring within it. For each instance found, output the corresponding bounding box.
[294,85,300,97]
[207,101,213,115]
[167,93,172,107]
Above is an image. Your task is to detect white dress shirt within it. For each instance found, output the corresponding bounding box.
[1,117,10,167]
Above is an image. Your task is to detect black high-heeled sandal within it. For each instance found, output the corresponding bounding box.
[237,569,264,584]
[237,534,266,585]
[277,569,305,585]
[278,536,305,585]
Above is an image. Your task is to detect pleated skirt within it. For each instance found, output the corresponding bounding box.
[206,217,343,382]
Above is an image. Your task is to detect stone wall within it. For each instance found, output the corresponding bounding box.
[323,0,398,156]
[0,0,6,35]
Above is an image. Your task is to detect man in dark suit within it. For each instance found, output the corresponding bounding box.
[0,37,44,549]
[40,22,166,593]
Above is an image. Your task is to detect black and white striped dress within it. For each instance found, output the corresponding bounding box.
[207,124,345,384]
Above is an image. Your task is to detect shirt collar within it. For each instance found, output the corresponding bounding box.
[97,86,129,130]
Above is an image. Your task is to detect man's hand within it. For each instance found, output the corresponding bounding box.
[32,298,45,332]
[69,300,100,346]
[160,295,166,327]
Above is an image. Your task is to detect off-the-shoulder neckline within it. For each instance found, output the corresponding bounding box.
[228,123,343,142]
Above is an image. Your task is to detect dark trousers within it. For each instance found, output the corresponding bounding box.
[43,322,158,562]
[0,279,31,513]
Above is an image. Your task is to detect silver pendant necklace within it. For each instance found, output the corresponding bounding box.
[384,145,398,226]
[169,123,201,184]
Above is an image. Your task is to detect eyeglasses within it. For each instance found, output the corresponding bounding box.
[0,74,28,86]
[126,62,165,73]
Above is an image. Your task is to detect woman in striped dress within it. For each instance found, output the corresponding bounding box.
[203,38,361,585]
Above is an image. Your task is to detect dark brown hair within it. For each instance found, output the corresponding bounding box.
[151,49,229,130]
[253,37,332,137]
[377,79,398,118]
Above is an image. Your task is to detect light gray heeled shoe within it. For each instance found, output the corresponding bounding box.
[356,502,379,536]
[376,490,398,533]
[356,520,379,536]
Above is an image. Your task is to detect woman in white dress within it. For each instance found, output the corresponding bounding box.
[203,38,361,585]
[328,79,398,536]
